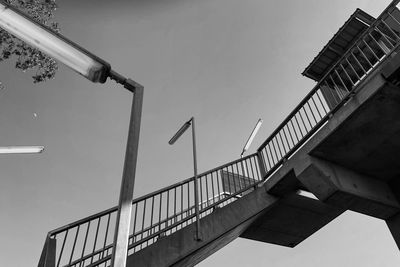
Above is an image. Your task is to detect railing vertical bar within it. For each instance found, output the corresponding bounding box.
[356,45,374,67]
[199,173,203,210]
[140,200,147,249]
[158,194,163,236]
[101,213,111,259]
[334,69,350,92]
[306,101,318,124]
[316,89,329,114]
[289,119,300,142]
[328,75,345,99]
[277,131,287,155]
[369,33,388,54]
[78,222,90,267]
[388,12,400,26]
[131,204,138,249]
[57,230,69,267]
[271,138,281,161]
[264,145,273,169]
[173,187,177,224]
[225,167,233,195]
[205,174,209,208]
[229,164,237,194]
[375,25,396,47]
[210,172,216,204]
[258,150,268,176]
[345,57,361,80]
[245,158,252,183]
[283,129,292,153]
[214,172,221,202]
[180,185,184,221]
[340,64,355,85]
[362,39,380,61]
[381,19,400,39]
[187,182,190,220]
[69,226,80,265]
[166,191,169,229]
[297,109,309,134]
[285,123,295,148]
[324,80,341,104]
[300,107,312,131]
[294,113,305,138]
[234,163,242,190]
[240,160,247,185]
[310,94,323,119]
[150,196,155,236]
[250,156,258,181]
[90,218,101,264]
[351,51,367,73]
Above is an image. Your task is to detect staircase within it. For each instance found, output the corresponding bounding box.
[38,1,400,266]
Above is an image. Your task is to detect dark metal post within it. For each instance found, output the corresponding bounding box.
[191,117,201,241]
[110,79,144,267]
[37,235,56,267]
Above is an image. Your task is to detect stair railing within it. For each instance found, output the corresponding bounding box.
[257,0,400,179]
[40,153,262,267]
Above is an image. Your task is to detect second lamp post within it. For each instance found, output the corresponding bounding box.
[169,117,201,241]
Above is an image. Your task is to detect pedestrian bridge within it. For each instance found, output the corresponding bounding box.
[38,1,400,266]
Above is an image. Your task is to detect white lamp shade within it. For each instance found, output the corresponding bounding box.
[0,2,110,83]
[243,119,263,152]
[0,146,44,154]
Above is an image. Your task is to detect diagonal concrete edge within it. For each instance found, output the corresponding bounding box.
[126,187,278,267]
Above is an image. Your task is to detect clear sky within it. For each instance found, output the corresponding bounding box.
[1,0,399,266]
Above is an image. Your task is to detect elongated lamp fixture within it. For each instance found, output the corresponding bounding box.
[168,120,191,145]
[0,146,44,154]
[241,118,263,158]
[0,2,110,83]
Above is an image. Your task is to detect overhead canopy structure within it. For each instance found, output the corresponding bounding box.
[302,9,376,82]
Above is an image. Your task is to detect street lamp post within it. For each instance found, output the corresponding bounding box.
[0,2,143,267]
[168,117,201,241]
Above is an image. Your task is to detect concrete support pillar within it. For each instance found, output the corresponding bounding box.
[386,213,400,250]
[295,156,400,220]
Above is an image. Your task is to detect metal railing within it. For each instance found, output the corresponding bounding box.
[43,153,262,267]
[257,1,400,178]
[38,2,400,267]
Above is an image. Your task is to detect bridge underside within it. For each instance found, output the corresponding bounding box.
[312,78,400,182]
[266,52,400,249]
[126,185,345,267]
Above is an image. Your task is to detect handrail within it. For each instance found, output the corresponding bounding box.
[47,153,256,237]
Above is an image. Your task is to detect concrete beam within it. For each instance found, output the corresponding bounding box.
[241,191,344,248]
[297,157,400,220]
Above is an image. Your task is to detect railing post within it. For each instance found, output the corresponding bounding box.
[191,117,202,241]
[38,235,56,267]
[111,80,144,267]
[256,150,267,179]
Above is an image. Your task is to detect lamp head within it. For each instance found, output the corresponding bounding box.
[0,146,44,154]
[0,2,111,83]
[168,119,192,145]
[242,118,263,155]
